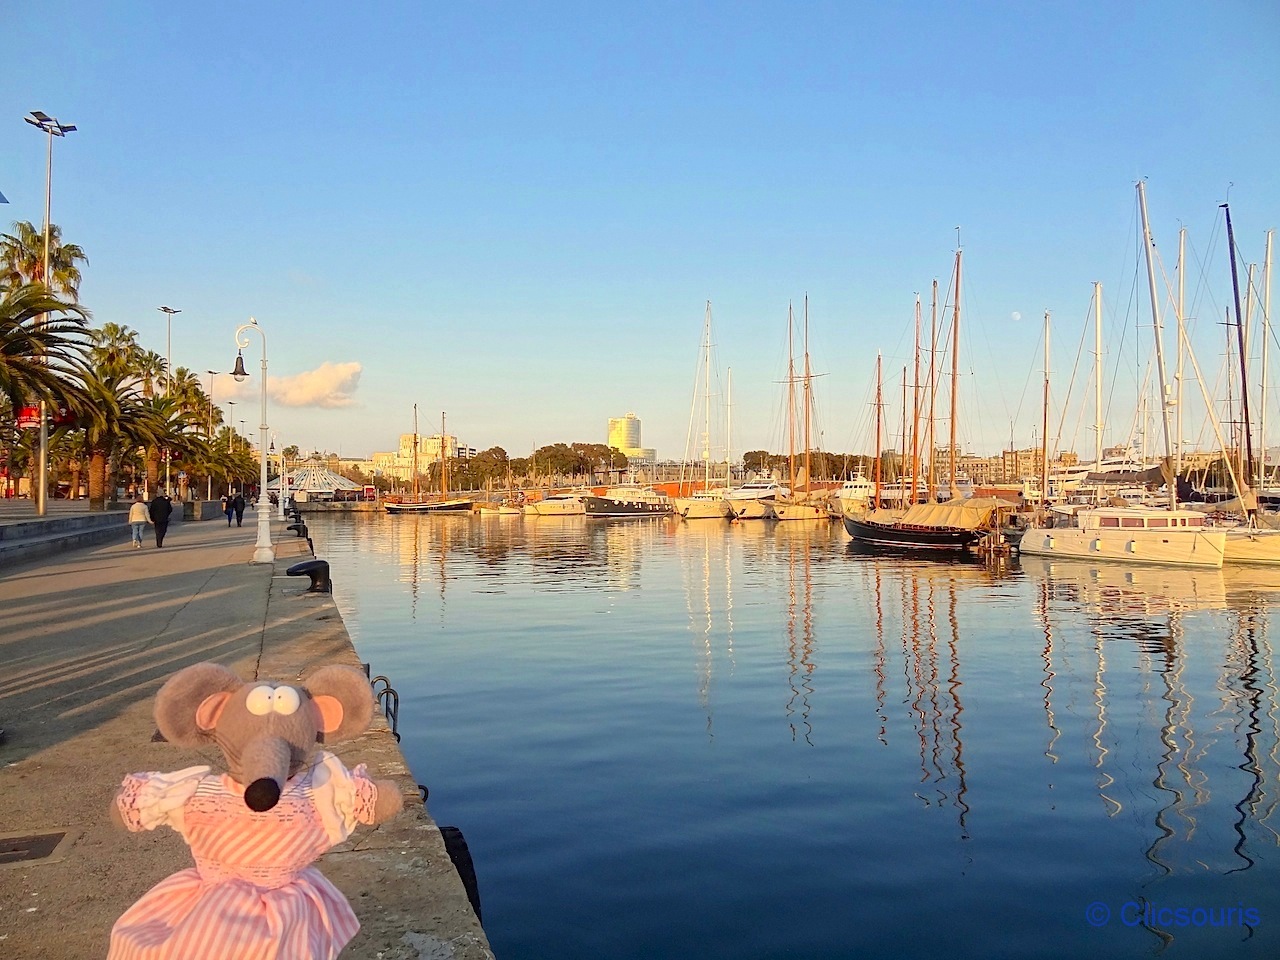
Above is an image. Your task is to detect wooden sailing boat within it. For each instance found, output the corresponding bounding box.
[385,410,475,513]
[773,296,834,521]
[845,247,1005,549]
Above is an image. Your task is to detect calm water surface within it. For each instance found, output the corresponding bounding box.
[307,511,1280,959]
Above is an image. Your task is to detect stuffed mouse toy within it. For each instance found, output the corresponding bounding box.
[107,662,404,959]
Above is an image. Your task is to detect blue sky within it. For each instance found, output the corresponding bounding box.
[3,1,1278,462]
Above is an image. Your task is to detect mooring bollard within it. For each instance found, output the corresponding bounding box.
[287,521,308,539]
[286,558,331,593]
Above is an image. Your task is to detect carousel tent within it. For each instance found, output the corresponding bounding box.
[268,460,360,501]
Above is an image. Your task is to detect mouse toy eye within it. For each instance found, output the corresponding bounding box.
[273,686,302,716]
[245,685,276,716]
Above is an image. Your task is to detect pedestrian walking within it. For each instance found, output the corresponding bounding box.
[127,494,151,548]
[233,492,246,527]
[222,495,233,527]
[149,491,174,547]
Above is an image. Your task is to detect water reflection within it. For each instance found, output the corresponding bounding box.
[844,547,1009,837]
[1022,555,1280,878]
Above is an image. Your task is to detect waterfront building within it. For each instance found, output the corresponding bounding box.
[607,412,656,463]
[371,433,465,483]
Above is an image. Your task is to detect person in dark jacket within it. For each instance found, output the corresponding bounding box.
[223,494,235,527]
[233,493,246,527]
[149,492,174,547]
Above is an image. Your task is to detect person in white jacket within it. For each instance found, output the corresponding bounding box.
[127,494,151,548]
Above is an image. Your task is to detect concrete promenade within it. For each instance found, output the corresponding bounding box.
[0,509,493,958]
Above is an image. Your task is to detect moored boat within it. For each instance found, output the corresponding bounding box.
[1017,506,1227,568]
[582,485,672,518]
[528,493,587,517]
[725,479,789,519]
[386,497,474,514]
[672,489,731,520]
[844,499,1003,552]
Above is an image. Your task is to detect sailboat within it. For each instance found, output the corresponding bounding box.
[672,302,732,520]
[844,248,1006,549]
[385,410,475,514]
[772,296,835,521]
[1018,183,1227,567]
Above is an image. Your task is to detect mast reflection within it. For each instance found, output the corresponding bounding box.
[1024,555,1280,875]
[847,543,996,836]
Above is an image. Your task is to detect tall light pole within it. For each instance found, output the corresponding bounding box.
[271,436,288,519]
[206,370,218,499]
[24,110,76,516]
[232,317,273,564]
[158,306,181,494]
[226,400,237,494]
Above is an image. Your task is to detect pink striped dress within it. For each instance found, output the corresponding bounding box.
[108,752,381,960]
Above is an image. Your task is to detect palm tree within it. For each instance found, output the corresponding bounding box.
[136,350,167,398]
[89,323,144,379]
[0,221,88,299]
[0,284,90,410]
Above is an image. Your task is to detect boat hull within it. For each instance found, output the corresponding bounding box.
[530,496,586,517]
[728,499,774,520]
[582,495,671,518]
[385,498,475,514]
[843,516,980,551]
[672,496,730,520]
[1017,526,1226,568]
[1223,527,1280,565]
[772,499,833,522]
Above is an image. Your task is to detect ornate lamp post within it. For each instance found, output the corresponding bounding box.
[231,316,274,564]
[24,110,76,516]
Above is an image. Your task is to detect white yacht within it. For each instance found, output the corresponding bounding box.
[725,479,790,520]
[1017,506,1227,568]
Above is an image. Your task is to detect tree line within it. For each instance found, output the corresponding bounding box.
[1,220,265,508]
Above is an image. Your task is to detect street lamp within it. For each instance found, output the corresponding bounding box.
[270,437,290,520]
[206,370,218,499]
[24,110,76,516]
[158,306,181,495]
[232,317,273,564]
[227,400,237,492]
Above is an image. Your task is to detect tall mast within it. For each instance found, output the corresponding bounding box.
[874,352,883,504]
[1246,263,1257,486]
[1222,202,1254,483]
[441,411,448,498]
[1041,311,1051,506]
[802,295,812,493]
[901,367,908,491]
[703,300,712,491]
[949,247,961,497]
[1265,230,1275,486]
[927,280,939,499]
[726,366,733,487]
[787,302,796,492]
[1136,181,1177,510]
[1176,228,1186,474]
[412,404,419,500]
[1093,282,1103,473]
[911,295,921,504]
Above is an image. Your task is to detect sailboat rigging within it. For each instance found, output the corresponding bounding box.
[385,410,475,514]
[844,246,1005,550]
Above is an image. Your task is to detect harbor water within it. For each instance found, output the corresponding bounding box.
[306,511,1280,959]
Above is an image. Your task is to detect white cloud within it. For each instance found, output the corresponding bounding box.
[268,361,362,408]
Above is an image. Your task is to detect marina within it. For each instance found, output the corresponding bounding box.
[305,509,1280,959]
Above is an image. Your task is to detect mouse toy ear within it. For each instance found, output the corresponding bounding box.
[303,665,375,742]
[155,663,244,746]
